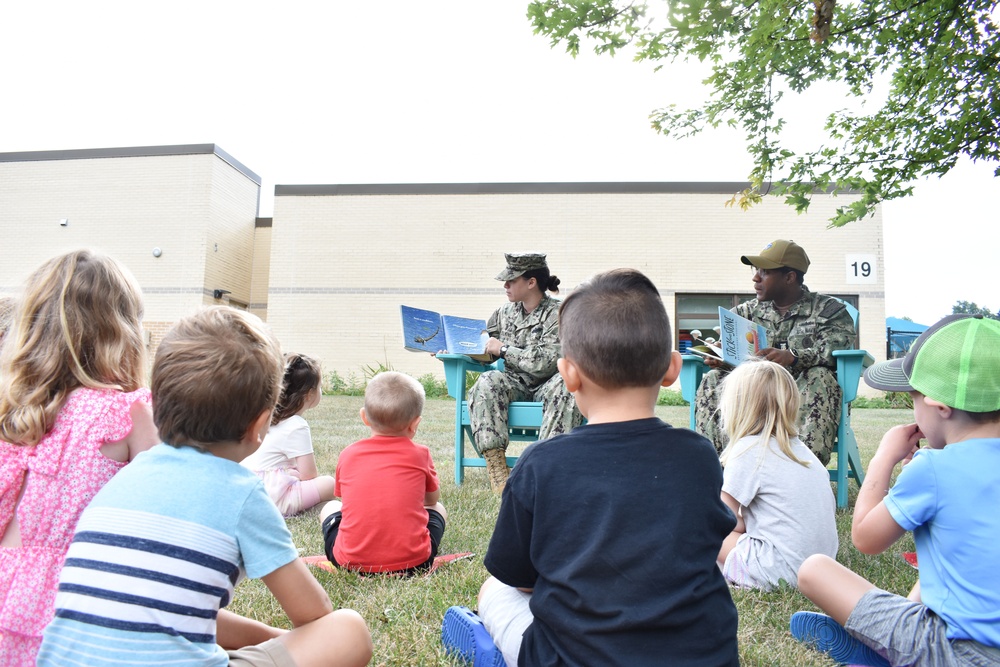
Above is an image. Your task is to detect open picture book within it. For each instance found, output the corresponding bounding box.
[687,307,768,367]
[400,305,491,361]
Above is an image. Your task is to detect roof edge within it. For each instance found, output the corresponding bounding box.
[0,144,261,185]
[274,182,759,196]
[274,182,854,196]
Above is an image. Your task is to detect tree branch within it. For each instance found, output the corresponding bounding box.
[780,0,938,43]
[576,2,638,29]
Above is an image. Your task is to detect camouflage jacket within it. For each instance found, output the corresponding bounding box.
[733,286,856,373]
[487,294,561,389]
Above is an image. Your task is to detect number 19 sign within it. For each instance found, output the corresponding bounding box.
[846,254,878,284]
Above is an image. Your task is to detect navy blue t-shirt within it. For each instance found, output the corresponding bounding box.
[485,418,739,667]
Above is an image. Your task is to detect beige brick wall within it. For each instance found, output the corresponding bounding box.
[0,154,210,306]
[204,158,260,309]
[0,146,261,359]
[250,222,272,321]
[142,320,176,363]
[267,186,885,391]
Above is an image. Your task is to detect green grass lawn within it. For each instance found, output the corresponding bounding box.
[228,396,917,666]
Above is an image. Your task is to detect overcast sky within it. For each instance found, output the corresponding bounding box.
[4,1,997,325]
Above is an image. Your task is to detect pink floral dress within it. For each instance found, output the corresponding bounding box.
[0,387,152,666]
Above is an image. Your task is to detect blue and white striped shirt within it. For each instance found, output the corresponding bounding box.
[37,444,298,666]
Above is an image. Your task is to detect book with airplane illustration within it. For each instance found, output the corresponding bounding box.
[400,305,491,361]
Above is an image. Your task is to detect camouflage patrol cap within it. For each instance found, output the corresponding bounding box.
[496,253,548,281]
[740,239,810,273]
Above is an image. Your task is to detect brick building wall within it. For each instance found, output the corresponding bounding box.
[203,156,261,309]
[250,220,273,321]
[0,145,262,364]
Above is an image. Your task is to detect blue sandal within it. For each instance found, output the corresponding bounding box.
[441,606,507,667]
[790,611,890,667]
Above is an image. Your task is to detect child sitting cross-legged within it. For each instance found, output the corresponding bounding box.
[241,353,336,517]
[445,268,739,667]
[319,371,447,575]
[716,358,838,590]
[37,306,373,667]
[791,314,1000,667]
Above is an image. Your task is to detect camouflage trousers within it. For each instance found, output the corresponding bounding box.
[694,365,842,465]
[468,371,583,454]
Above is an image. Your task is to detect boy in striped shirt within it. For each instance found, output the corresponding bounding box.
[38,307,372,667]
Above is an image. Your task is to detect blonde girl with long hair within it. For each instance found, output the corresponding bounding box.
[0,250,159,665]
[716,359,838,590]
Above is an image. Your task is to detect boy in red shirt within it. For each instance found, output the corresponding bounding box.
[320,371,446,574]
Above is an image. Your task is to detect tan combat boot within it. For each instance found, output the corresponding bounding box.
[483,448,509,494]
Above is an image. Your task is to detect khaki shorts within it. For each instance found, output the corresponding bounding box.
[228,637,296,667]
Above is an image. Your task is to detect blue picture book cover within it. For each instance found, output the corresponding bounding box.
[718,307,768,366]
[400,306,490,360]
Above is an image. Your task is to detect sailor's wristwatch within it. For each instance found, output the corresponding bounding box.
[499,344,509,359]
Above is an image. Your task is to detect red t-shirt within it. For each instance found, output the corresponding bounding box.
[333,435,440,571]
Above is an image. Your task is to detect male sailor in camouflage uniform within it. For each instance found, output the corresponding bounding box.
[694,240,856,464]
[469,253,583,492]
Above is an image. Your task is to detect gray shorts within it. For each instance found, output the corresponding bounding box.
[846,589,1000,667]
[721,533,793,590]
[228,637,296,667]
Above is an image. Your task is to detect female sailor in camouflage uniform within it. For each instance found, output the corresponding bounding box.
[469,253,582,492]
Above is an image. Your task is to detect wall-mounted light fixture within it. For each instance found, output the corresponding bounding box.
[213,289,232,299]
[59,218,69,227]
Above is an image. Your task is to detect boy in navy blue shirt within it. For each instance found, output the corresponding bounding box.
[447,269,739,667]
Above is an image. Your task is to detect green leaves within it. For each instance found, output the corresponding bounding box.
[527,0,1000,225]
[527,0,648,56]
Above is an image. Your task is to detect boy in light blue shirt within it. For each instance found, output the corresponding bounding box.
[791,314,1000,667]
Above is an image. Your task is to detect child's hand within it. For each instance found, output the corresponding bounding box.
[875,423,923,466]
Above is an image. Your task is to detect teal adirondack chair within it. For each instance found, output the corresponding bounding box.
[437,353,543,485]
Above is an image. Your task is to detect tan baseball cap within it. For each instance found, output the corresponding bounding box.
[496,253,548,281]
[740,239,810,273]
